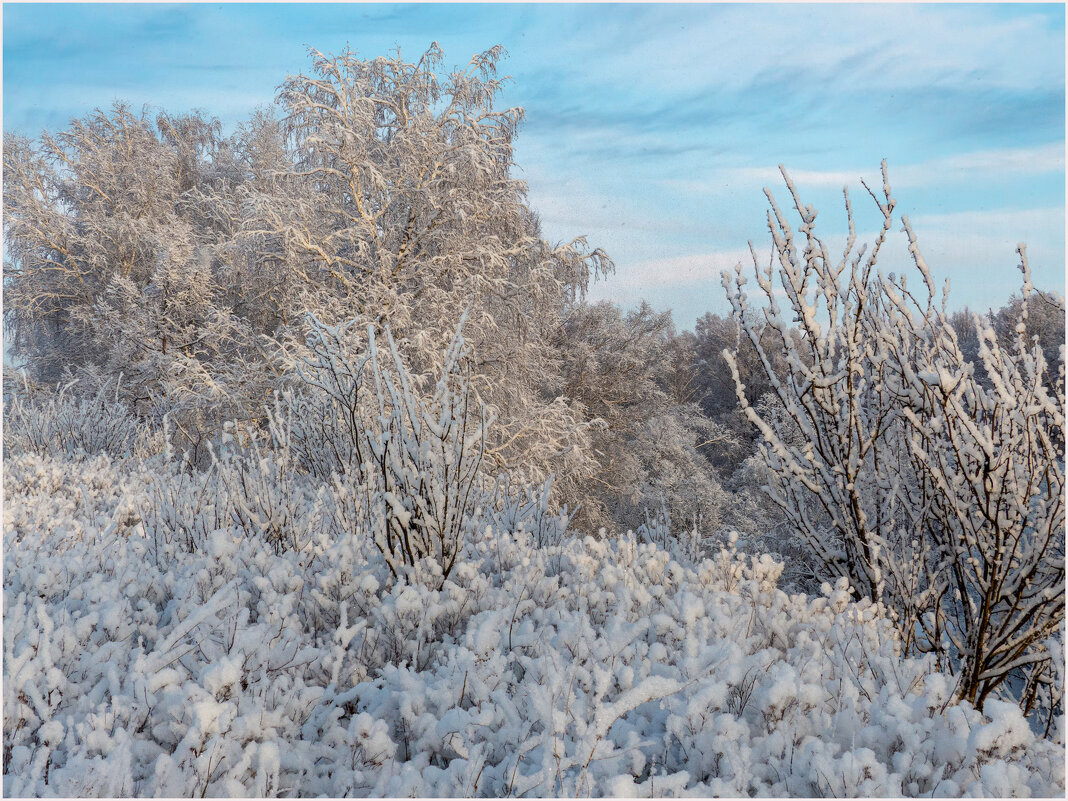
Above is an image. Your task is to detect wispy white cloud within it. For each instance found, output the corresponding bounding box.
[551,4,1063,101]
[906,206,1065,233]
[904,207,1065,299]
[608,207,1065,289]
[668,144,1065,195]
[598,248,759,291]
[930,144,1066,177]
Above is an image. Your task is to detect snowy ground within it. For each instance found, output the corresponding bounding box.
[4,451,1065,797]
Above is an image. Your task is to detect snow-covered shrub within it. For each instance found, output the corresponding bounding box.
[722,162,1065,724]
[211,417,328,555]
[480,474,574,548]
[140,458,224,558]
[289,313,489,581]
[5,453,1063,796]
[2,372,161,460]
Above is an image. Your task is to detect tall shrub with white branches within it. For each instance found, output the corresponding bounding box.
[290,312,489,582]
[722,162,1064,723]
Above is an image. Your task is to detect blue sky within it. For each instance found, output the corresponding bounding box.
[4,2,1064,329]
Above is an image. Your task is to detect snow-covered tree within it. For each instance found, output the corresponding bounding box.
[558,301,731,540]
[4,46,613,494]
[2,106,267,447]
[723,162,1064,720]
[254,45,611,498]
[3,105,191,383]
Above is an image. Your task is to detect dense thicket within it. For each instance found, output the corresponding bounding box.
[5,452,1064,796]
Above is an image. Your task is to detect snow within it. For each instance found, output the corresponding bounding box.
[3,450,1063,797]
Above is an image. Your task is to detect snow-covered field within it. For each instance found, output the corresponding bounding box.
[4,451,1063,797]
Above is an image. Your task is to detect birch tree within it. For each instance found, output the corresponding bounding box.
[3,105,187,383]
[2,106,267,444]
[241,44,612,499]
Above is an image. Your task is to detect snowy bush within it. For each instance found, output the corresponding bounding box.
[211,418,328,555]
[139,427,328,560]
[4,452,1063,796]
[3,372,161,460]
[480,473,574,549]
[723,162,1065,726]
[141,455,228,558]
[288,313,489,582]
